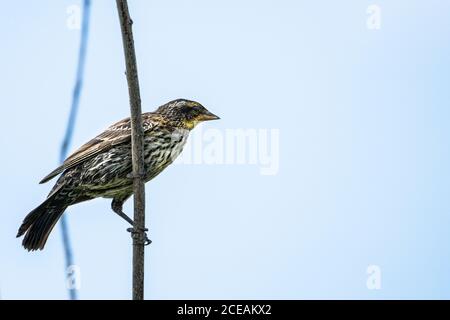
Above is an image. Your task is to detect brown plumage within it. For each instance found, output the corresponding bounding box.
[17,99,219,251]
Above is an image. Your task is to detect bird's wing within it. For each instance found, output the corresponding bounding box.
[39,113,159,184]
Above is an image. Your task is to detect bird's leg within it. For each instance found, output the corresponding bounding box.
[111,198,134,226]
[111,198,152,245]
[127,227,151,246]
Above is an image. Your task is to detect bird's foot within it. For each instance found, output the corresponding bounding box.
[127,227,152,246]
[126,172,146,180]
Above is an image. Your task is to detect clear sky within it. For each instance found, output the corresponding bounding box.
[1,0,450,299]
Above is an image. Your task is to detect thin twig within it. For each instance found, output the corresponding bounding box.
[116,0,146,300]
[59,0,92,300]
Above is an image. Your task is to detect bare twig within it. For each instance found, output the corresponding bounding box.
[60,0,92,301]
[116,0,146,300]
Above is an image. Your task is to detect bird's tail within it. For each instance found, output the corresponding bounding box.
[17,189,68,251]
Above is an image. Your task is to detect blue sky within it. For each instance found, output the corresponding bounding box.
[1,0,450,299]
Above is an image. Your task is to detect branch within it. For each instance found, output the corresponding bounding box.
[60,0,92,301]
[116,0,146,300]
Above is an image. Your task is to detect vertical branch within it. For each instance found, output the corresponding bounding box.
[60,0,92,300]
[116,0,146,300]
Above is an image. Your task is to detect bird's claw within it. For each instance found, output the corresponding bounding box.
[126,172,146,180]
[143,232,152,246]
[127,227,152,246]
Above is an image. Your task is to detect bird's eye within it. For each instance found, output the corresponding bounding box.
[180,104,191,113]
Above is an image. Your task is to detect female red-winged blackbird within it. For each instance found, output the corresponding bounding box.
[17,99,219,251]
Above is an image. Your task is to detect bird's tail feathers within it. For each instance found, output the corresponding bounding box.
[17,190,68,251]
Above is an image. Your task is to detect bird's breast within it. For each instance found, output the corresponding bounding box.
[143,128,189,179]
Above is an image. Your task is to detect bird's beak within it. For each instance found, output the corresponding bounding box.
[198,110,220,121]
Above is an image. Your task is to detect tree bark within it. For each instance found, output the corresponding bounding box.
[116,0,146,300]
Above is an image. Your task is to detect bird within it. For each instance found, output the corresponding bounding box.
[17,98,219,251]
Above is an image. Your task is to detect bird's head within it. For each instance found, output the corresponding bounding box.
[156,99,220,129]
